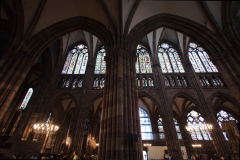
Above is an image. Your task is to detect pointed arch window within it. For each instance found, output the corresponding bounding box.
[20,88,33,110]
[100,78,105,88]
[204,77,211,86]
[164,77,170,86]
[142,77,147,87]
[72,78,78,89]
[173,118,182,139]
[139,107,153,140]
[65,78,70,88]
[176,76,182,86]
[158,43,185,73]
[94,46,106,74]
[158,115,165,139]
[198,77,205,86]
[182,77,188,87]
[148,77,154,87]
[136,45,152,73]
[188,43,218,73]
[78,79,83,88]
[170,77,175,86]
[217,110,238,128]
[93,78,99,88]
[217,110,238,141]
[187,110,212,140]
[136,77,140,87]
[62,44,88,74]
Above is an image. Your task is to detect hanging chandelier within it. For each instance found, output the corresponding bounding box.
[33,113,59,134]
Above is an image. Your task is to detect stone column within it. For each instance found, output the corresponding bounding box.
[221,121,239,154]
[98,46,142,160]
[150,43,182,158]
[69,63,95,156]
[0,57,36,122]
[211,52,240,103]
[184,56,231,155]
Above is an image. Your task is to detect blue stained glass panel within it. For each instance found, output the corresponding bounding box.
[20,88,33,110]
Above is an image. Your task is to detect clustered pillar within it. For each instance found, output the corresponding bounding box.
[98,46,143,160]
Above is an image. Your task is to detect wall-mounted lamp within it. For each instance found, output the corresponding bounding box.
[192,144,201,147]
[96,143,99,147]
[143,143,152,147]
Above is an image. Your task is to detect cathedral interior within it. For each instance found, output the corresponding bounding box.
[0,0,240,159]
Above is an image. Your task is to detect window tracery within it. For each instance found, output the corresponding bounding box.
[158,43,185,73]
[20,88,33,110]
[139,107,153,140]
[136,45,152,74]
[94,46,106,74]
[62,44,88,74]
[187,110,212,140]
[188,42,218,73]
[217,110,238,141]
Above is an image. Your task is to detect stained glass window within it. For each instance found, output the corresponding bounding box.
[72,79,78,89]
[100,78,105,88]
[176,76,182,87]
[198,77,205,86]
[158,43,185,73]
[173,118,182,139]
[187,110,212,140]
[164,77,170,86]
[188,43,218,73]
[170,77,175,87]
[136,45,152,74]
[62,44,88,74]
[94,46,106,74]
[148,77,154,87]
[211,76,222,86]
[139,107,153,140]
[62,79,66,88]
[78,79,83,88]
[217,77,224,86]
[204,77,211,87]
[217,110,238,141]
[182,77,188,87]
[65,79,70,88]
[93,78,99,88]
[136,77,140,87]
[217,110,238,128]
[142,77,147,87]
[20,88,33,110]
[158,115,165,139]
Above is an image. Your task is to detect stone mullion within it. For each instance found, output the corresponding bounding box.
[123,50,129,159]
[0,58,36,122]
[116,48,124,159]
